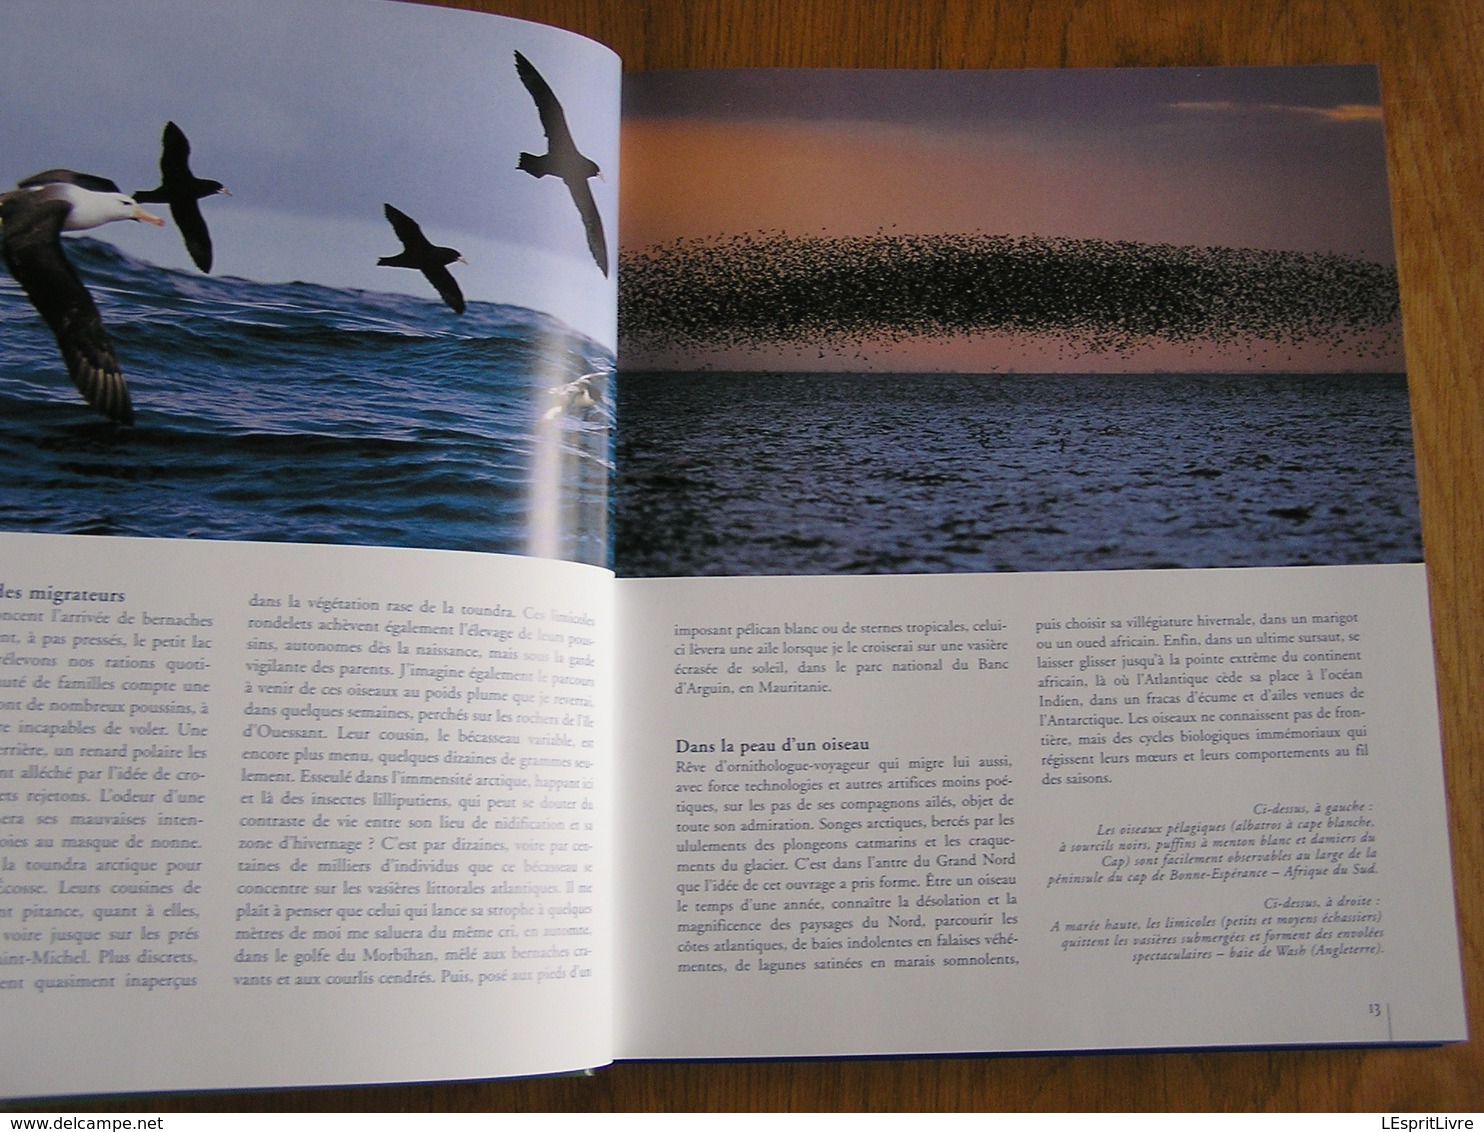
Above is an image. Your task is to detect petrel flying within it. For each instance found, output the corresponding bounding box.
[377,203,466,314]
[135,122,228,273]
[514,50,608,276]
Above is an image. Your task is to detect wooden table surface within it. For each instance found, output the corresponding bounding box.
[37,0,1484,1114]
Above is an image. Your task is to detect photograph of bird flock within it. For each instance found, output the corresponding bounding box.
[613,65,1421,578]
[0,0,617,565]
[0,0,1422,582]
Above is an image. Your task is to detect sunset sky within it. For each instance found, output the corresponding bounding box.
[0,3,1400,374]
[619,65,1402,372]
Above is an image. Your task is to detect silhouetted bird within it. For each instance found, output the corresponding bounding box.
[135,122,228,272]
[377,203,466,314]
[514,50,608,276]
[1,173,165,423]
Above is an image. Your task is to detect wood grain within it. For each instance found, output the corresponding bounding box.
[27,0,1483,1113]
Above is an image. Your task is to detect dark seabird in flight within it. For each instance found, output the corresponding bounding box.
[135,121,228,272]
[377,203,466,314]
[514,50,608,276]
[0,174,165,423]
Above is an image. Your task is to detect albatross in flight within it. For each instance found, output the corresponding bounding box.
[377,203,467,314]
[1,172,164,423]
[541,371,603,422]
[135,121,228,273]
[514,50,609,276]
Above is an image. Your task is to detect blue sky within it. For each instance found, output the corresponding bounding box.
[0,0,619,347]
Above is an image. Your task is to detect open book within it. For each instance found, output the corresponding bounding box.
[0,0,1464,1099]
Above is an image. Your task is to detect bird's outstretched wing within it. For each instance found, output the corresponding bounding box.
[17,170,122,193]
[383,202,430,252]
[514,50,578,153]
[157,121,194,183]
[422,264,465,315]
[0,191,133,423]
[566,179,608,277]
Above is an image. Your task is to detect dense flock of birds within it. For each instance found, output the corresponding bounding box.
[617,229,1401,364]
[6,41,1400,425]
[0,52,607,424]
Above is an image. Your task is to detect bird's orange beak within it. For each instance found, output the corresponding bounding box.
[133,206,166,226]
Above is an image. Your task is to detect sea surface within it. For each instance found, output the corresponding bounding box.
[0,238,613,566]
[614,369,1422,578]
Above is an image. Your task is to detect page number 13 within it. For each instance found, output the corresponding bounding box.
[1368,1002,1394,1040]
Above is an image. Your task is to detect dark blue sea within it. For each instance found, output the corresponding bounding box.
[614,369,1422,577]
[0,238,614,566]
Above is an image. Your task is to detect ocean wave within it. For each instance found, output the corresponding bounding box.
[0,238,613,563]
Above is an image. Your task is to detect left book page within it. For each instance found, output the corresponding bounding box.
[0,0,620,1099]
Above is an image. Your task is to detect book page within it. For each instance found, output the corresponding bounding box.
[612,65,1465,1056]
[0,0,620,1098]
[614,565,1463,1056]
[1,536,613,1096]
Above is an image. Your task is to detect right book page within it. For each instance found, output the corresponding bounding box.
[610,64,1466,1057]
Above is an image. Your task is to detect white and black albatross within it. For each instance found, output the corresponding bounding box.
[0,172,164,424]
